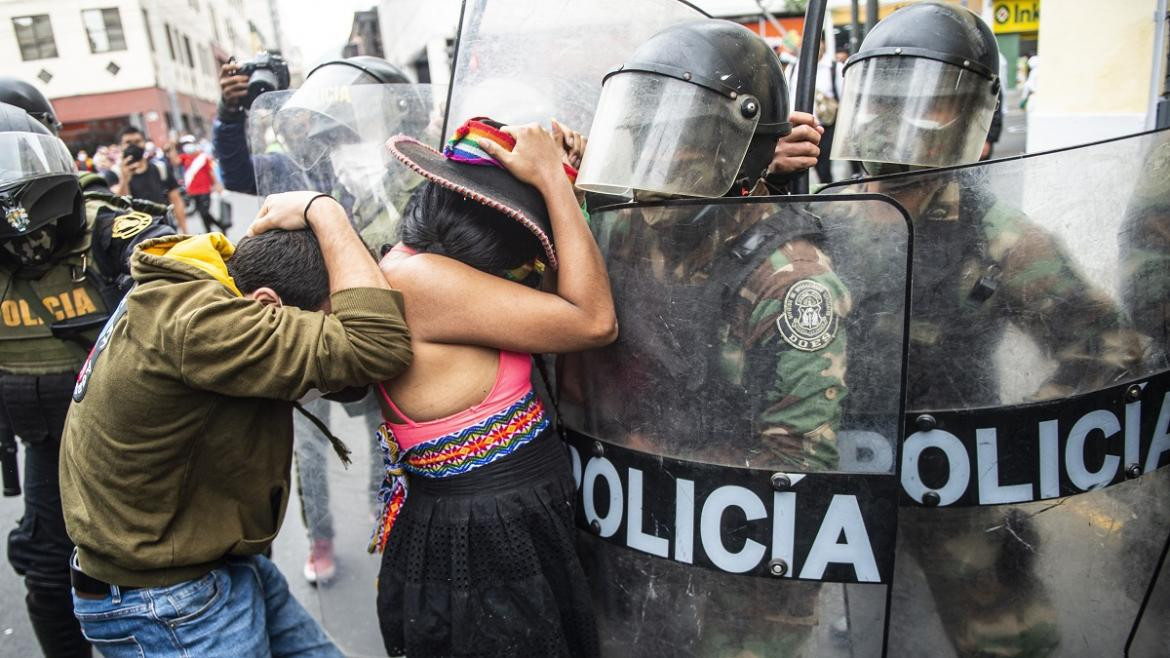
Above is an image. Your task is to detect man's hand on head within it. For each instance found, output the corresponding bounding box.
[769,111,823,177]
[248,191,344,236]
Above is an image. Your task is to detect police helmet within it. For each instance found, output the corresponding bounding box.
[831,2,1001,173]
[0,76,62,136]
[0,102,84,254]
[577,19,792,199]
[277,56,411,169]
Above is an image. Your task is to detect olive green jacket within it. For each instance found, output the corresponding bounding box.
[60,234,411,587]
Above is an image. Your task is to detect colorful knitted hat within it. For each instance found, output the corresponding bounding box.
[386,117,577,269]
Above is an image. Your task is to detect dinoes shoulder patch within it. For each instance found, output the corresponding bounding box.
[111,211,153,240]
[777,279,838,352]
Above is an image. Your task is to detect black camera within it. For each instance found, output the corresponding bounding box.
[236,51,291,110]
[122,143,144,164]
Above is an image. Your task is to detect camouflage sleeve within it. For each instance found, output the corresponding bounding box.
[727,238,851,471]
[983,203,1143,395]
[1121,142,1170,349]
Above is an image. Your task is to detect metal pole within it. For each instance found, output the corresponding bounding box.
[791,0,830,194]
[850,0,862,52]
[867,0,879,35]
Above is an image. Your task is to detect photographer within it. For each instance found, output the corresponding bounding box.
[213,55,407,196]
[113,126,189,233]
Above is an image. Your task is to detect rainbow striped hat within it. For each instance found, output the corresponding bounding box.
[386,117,576,269]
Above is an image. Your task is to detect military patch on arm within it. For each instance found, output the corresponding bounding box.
[110,210,153,240]
[777,279,838,351]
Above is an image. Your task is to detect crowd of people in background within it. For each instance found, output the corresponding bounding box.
[71,130,225,235]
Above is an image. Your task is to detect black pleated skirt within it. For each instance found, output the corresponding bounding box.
[376,428,599,657]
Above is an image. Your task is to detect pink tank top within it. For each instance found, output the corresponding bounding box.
[376,349,536,452]
[369,243,551,554]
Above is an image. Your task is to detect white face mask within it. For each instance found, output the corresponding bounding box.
[331,146,389,200]
[182,143,197,154]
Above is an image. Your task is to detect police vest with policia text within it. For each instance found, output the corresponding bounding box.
[0,178,168,376]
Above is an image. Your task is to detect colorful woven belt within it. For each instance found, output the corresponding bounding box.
[368,389,550,553]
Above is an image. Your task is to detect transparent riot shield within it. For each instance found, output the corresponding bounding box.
[246,85,442,657]
[821,128,1170,657]
[247,84,444,253]
[558,195,912,656]
[443,0,705,136]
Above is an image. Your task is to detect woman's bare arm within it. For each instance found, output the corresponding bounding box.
[382,123,617,353]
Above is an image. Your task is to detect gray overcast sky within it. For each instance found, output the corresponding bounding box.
[276,1,378,67]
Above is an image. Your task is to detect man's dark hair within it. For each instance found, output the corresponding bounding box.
[119,126,144,140]
[399,182,544,287]
[226,229,330,310]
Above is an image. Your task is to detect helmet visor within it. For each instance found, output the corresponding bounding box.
[275,77,367,168]
[577,72,760,198]
[832,57,997,169]
[0,133,74,188]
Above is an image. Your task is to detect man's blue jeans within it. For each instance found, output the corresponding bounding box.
[71,555,342,657]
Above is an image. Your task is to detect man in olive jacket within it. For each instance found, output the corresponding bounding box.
[59,191,412,657]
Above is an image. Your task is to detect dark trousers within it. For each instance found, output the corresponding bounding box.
[192,193,227,234]
[2,372,91,657]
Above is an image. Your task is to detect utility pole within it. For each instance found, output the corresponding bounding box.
[850,0,861,53]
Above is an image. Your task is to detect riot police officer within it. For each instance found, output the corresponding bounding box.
[827,4,1143,655]
[576,18,847,472]
[831,1,1141,408]
[0,81,173,657]
[569,19,855,657]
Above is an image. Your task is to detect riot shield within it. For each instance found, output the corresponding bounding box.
[443,0,705,137]
[246,85,441,657]
[247,84,443,253]
[821,129,1170,656]
[558,195,912,656]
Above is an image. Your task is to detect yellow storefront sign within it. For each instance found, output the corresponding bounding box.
[992,0,1040,34]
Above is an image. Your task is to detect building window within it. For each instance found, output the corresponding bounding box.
[12,14,58,61]
[183,34,194,68]
[142,9,155,52]
[164,23,176,60]
[82,8,127,53]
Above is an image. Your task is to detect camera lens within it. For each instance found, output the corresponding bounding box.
[245,68,279,110]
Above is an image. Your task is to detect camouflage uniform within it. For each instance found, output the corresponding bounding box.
[1121,139,1170,357]
[842,172,1144,658]
[575,201,849,658]
[584,202,849,473]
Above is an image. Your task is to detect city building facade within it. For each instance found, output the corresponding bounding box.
[0,0,276,150]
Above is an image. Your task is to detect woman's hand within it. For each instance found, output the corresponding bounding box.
[478,123,568,195]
